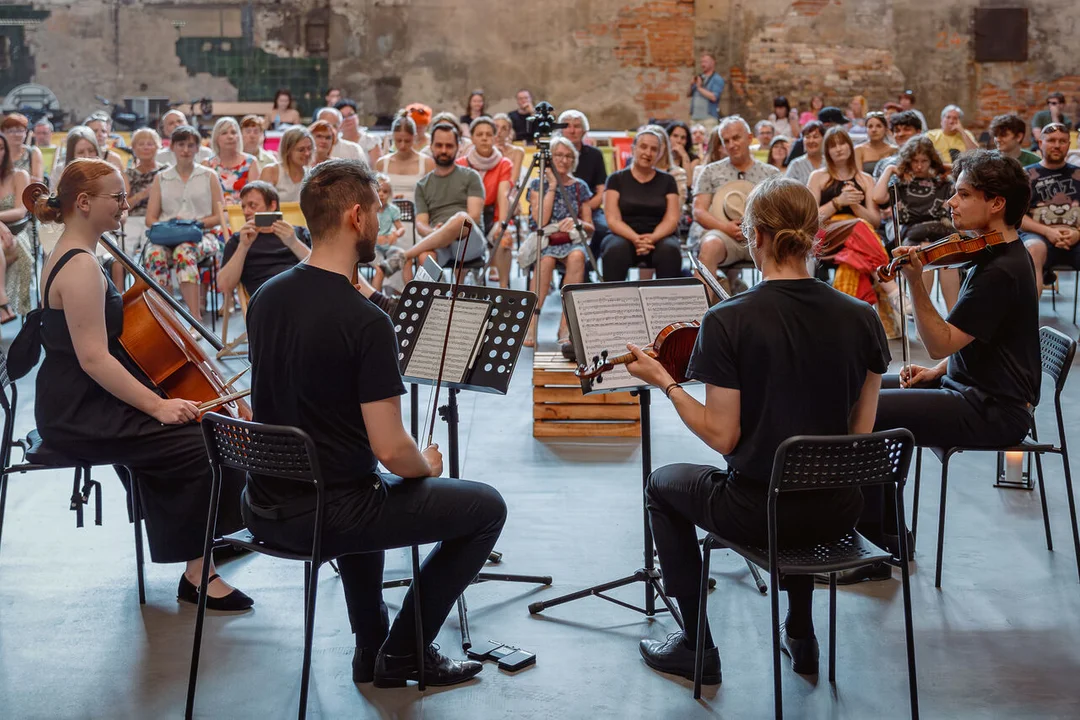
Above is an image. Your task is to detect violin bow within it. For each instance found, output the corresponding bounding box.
[423,217,474,447]
[889,183,911,381]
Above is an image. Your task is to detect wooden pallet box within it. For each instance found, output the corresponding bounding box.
[532,352,641,438]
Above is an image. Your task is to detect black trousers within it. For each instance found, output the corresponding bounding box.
[600,233,682,281]
[862,373,1033,537]
[647,464,859,640]
[244,474,506,653]
[589,209,610,259]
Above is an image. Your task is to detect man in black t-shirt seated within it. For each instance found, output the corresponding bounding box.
[218,181,311,298]
[600,128,683,281]
[245,159,506,689]
[624,177,889,684]
[1018,123,1080,295]
[853,150,1040,584]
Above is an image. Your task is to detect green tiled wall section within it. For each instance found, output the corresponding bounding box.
[176,38,327,117]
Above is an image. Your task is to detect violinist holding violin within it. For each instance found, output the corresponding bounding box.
[852,149,1041,584]
[624,177,889,684]
[19,159,252,609]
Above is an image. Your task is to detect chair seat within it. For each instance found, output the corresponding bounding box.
[23,429,84,468]
[926,440,1058,461]
[707,531,891,576]
[221,528,313,563]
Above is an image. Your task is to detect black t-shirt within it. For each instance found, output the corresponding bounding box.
[945,239,1040,409]
[688,279,890,488]
[575,144,609,194]
[606,168,678,235]
[245,264,406,509]
[510,110,531,142]
[222,226,311,295]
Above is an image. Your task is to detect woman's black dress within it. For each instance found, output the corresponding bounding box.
[35,249,243,563]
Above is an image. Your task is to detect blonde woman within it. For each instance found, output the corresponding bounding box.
[207,117,259,205]
[119,127,164,284]
[259,127,313,203]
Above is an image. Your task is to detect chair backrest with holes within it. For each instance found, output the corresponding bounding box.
[1038,326,1076,396]
[200,412,320,485]
[769,429,914,496]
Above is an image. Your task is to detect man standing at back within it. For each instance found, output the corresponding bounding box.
[689,52,725,122]
[244,159,507,689]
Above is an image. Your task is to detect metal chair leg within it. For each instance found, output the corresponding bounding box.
[298,562,320,719]
[1060,453,1080,584]
[770,566,783,719]
[693,539,713,699]
[0,470,7,552]
[130,473,146,605]
[898,527,920,719]
[412,545,425,692]
[185,467,223,720]
[1034,450,1052,550]
[911,449,922,544]
[828,573,837,683]
[934,456,951,589]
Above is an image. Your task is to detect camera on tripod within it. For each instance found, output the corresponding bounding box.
[526,101,568,142]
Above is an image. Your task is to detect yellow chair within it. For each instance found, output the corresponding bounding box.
[217,284,250,359]
[225,202,308,233]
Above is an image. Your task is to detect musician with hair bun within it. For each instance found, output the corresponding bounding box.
[623,176,889,684]
[851,149,1040,584]
[16,159,252,609]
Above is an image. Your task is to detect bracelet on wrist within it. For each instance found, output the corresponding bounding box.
[663,382,680,398]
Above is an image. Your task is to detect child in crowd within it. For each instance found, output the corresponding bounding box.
[372,173,409,290]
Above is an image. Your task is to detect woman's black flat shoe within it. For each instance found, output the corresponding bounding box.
[178,572,254,612]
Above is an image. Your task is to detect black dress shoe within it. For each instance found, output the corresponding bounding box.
[177,573,254,612]
[353,648,377,684]
[779,624,819,675]
[373,644,483,688]
[814,562,892,585]
[639,631,721,685]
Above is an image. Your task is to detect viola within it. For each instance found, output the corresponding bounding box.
[23,182,251,421]
[575,321,700,385]
[875,230,1006,282]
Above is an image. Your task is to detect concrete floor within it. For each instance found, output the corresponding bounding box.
[2,280,1080,719]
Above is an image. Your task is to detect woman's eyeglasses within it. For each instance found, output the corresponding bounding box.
[94,192,128,203]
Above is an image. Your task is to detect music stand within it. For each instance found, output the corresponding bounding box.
[527,278,708,624]
[385,280,552,651]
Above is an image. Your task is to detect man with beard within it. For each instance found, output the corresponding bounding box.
[402,122,487,272]
[244,159,507,688]
[1020,123,1080,294]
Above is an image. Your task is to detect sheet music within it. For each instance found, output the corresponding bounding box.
[404,297,491,384]
[638,284,709,338]
[571,286,650,390]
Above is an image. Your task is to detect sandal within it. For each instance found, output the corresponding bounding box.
[0,303,17,324]
[523,309,540,348]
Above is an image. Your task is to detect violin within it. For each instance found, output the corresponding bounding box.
[876,230,1005,282]
[23,183,251,421]
[575,321,700,384]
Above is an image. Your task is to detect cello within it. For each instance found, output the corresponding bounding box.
[24,182,251,420]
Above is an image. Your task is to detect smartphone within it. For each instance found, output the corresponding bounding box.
[255,211,283,228]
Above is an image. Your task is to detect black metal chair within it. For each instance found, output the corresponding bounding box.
[393,199,418,248]
[1047,266,1079,324]
[0,351,147,603]
[692,430,919,720]
[186,413,425,720]
[912,326,1080,588]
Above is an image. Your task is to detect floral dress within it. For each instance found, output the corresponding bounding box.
[207,153,258,204]
[526,176,592,260]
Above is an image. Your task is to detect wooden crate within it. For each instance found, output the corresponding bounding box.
[532,352,641,438]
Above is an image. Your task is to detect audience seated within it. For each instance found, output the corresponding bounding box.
[53,126,101,192]
[690,123,707,159]
[218,181,311,297]
[0,132,31,322]
[520,135,593,349]
[375,113,435,203]
[264,89,302,130]
[872,135,958,309]
[314,107,367,165]
[854,111,895,174]
[871,111,923,180]
[648,124,688,211]
[457,116,513,286]
[666,121,701,190]
[769,96,801,139]
[145,125,225,318]
[784,121,825,185]
[402,122,487,272]
[897,89,928,131]
[400,103,433,153]
[846,95,869,138]
[786,106,846,165]
[31,117,57,182]
[1032,92,1072,145]
[494,113,526,185]
[1020,123,1080,294]
[460,90,487,139]
[157,110,212,166]
[308,119,337,167]
[370,173,410,290]
[84,112,125,172]
[926,104,978,169]
[558,110,608,256]
[240,115,278,168]
[1,113,43,182]
[689,116,778,290]
[207,117,260,205]
[335,99,382,165]
[509,89,536,142]
[767,137,790,169]
[808,127,897,335]
[259,127,313,203]
[990,114,1042,167]
[599,128,682,281]
[693,125,726,190]
[799,95,824,127]
[120,127,165,285]
[752,120,775,163]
